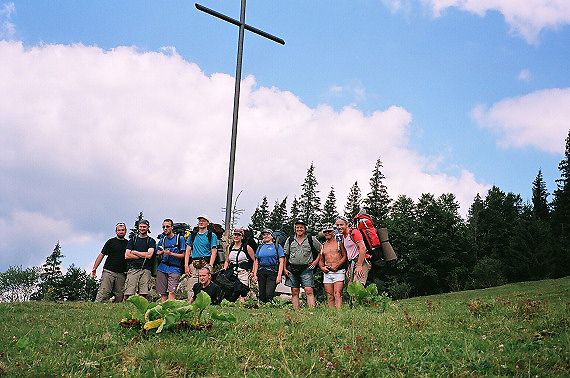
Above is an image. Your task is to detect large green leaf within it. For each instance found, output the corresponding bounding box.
[161,299,186,311]
[145,305,163,322]
[192,291,211,310]
[127,295,149,316]
[347,281,368,300]
[163,312,179,330]
[176,305,195,315]
[366,283,378,296]
[210,308,236,323]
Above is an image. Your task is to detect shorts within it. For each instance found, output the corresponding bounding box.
[285,265,315,288]
[323,269,346,284]
[156,270,181,295]
[95,269,126,302]
[346,260,371,285]
[124,269,151,296]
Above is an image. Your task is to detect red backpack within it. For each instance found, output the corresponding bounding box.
[353,213,381,251]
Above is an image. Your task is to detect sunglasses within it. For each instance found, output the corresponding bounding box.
[162,225,172,229]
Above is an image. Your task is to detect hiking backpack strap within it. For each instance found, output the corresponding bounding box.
[307,235,318,260]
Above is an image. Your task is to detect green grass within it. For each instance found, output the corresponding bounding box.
[1,277,569,377]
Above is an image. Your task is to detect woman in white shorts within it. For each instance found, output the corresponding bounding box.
[319,224,348,309]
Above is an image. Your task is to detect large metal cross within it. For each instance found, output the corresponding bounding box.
[195,1,284,231]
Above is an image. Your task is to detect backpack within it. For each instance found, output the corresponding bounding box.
[272,230,289,248]
[172,222,190,238]
[212,269,249,302]
[352,213,394,267]
[189,223,225,265]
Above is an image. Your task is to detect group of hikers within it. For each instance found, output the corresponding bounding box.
[92,214,376,310]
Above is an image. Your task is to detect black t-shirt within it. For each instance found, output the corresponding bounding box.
[192,281,222,305]
[126,236,157,270]
[101,237,128,273]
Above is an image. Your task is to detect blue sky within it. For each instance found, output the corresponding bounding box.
[1,0,569,271]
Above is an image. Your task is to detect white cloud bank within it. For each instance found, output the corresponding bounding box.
[472,88,570,154]
[423,0,570,43]
[0,41,488,269]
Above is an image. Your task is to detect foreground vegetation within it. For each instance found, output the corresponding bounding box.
[0,277,568,377]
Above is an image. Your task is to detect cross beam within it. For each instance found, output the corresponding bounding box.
[195,1,284,231]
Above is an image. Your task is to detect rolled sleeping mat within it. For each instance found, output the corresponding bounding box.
[379,228,397,262]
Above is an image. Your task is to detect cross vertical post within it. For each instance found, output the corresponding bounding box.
[195,1,284,231]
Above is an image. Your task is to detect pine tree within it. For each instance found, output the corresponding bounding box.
[551,129,570,277]
[363,158,392,224]
[36,241,65,300]
[467,193,484,233]
[532,169,549,221]
[129,211,144,239]
[268,197,288,231]
[322,187,338,225]
[285,196,301,235]
[344,181,362,219]
[552,130,570,235]
[249,196,270,230]
[298,163,322,231]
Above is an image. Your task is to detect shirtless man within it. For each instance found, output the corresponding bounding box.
[319,224,347,309]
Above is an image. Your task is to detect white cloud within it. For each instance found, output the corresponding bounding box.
[422,0,570,43]
[0,41,488,269]
[0,2,15,39]
[517,68,531,82]
[472,88,570,154]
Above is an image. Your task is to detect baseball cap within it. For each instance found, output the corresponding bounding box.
[294,219,307,226]
[322,224,334,232]
[261,228,273,235]
[197,214,210,222]
[139,219,150,226]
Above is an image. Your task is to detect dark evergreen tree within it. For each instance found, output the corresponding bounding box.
[532,169,549,221]
[344,181,362,219]
[467,193,484,238]
[551,129,570,277]
[363,158,391,224]
[35,241,65,300]
[249,196,270,231]
[381,195,416,299]
[60,265,98,301]
[406,193,474,295]
[298,163,321,231]
[268,197,288,231]
[322,187,338,226]
[285,196,301,235]
[129,211,144,239]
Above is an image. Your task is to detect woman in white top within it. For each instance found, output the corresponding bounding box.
[222,228,255,302]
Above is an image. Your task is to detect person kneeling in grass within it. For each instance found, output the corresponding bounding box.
[319,224,347,309]
[189,266,222,305]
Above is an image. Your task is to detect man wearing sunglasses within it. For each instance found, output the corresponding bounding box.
[156,219,186,302]
[91,222,128,302]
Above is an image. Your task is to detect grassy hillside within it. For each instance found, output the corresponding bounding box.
[1,277,568,377]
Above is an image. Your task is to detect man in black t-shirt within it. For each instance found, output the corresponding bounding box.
[190,266,222,305]
[124,220,156,300]
[92,223,128,302]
